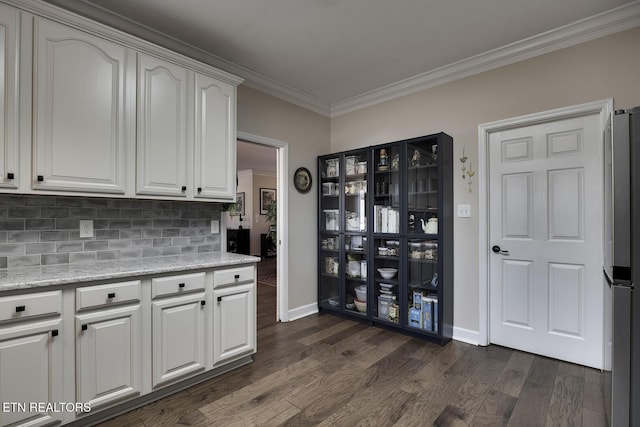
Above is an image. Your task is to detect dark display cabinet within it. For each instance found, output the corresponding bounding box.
[318,133,453,344]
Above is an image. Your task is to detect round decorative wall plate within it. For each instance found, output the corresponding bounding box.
[294,167,312,193]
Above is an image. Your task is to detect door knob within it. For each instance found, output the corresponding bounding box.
[492,245,510,255]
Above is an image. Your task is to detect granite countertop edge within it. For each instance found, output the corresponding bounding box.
[0,252,261,292]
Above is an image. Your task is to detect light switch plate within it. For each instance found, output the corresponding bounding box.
[211,220,220,234]
[457,204,471,218]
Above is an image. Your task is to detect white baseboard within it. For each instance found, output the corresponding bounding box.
[452,326,481,346]
[286,302,318,322]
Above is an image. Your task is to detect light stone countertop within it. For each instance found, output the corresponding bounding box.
[0,252,260,292]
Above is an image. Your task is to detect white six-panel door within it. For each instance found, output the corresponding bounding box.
[489,113,604,368]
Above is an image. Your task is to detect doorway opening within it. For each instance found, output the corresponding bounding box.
[230,132,288,326]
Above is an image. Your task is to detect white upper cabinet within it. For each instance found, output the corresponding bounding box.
[32,18,133,194]
[0,4,19,190]
[194,73,236,200]
[136,53,189,197]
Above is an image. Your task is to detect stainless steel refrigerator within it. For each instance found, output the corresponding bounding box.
[604,106,640,426]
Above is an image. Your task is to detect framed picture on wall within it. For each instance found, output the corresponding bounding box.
[230,192,245,216]
[260,188,276,215]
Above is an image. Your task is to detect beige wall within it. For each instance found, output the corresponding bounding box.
[237,86,331,309]
[251,172,277,255]
[330,27,640,334]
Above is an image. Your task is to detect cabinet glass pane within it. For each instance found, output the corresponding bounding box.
[372,237,400,323]
[319,233,340,309]
[320,157,340,232]
[373,145,400,234]
[344,151,367,232]
[406,140,438,235]
[345,234,368,316]
[407,238,439,333]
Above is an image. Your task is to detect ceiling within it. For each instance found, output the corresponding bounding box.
[237,140,277,174]
[45,0,640,116]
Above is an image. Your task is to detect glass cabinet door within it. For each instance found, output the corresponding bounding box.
[372,237,400,323]
[319,156,341,309]
[343,149,368,315]
[373,145,401,234]
[406,139,438,236]
[407,238,439,333]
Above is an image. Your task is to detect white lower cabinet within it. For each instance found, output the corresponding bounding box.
[0,317,63,427]
[213,282,256,366]
[152,291,207,388]
[75,304,142,410]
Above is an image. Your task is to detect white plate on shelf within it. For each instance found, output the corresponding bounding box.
[379,283,394,290]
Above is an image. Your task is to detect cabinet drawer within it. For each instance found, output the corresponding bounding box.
[0,290,62,322]
[152,272,205,298]
[76,280,141,311]
[213,265,254,288]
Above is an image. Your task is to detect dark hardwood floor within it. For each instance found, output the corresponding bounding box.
[96,278,606,426]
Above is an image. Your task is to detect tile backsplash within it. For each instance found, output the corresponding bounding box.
[0,194,222,269]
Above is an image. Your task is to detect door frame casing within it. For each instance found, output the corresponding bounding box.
[236,131,290,322]
[477,99,613,346]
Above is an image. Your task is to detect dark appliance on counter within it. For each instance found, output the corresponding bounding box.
[227,228,250,255]
[603,106,640,426]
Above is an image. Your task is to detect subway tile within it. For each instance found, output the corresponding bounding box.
[93,219,110,230]
[205,235,220,244]
[84,240,108,251]
[70,252,97,264]
[152,219,172,228]
[181,246,198,254]
[190,236,205,245]
[96,208,120,218]
[120,248,143,259]
[69,207,97,218]
[188,202,206,211]
[189,220,207,228]
[95,230,120,240]
[97,250,120,261]
[8,255,40,268]
[120,229,141,239]
[7,231,40,243]
[41,207,70,218]
[55,197,83,207]
[0,195,25,206]
[197,244,214,253]
[25,196,56,206]
[56,241,84,253]
[82,198,109,208]
[0,219,24,230]
[0,207,6,218]
[55,219,80,230]
[153,238,171,247]
[171,237,190,246]
[26,242,56,254]
[132,219,153,228]
[120,209,142,219]
[40,231,69,241]
[132,239,153,248]
[0,232,6,243]
[141,229,162,238]
[151,201,172,210]
[162,228,180,237]
[41,253,69,265]
[109,219,131,229]
[8,207,40,218]
[162,246,181,256]
[0,243,25,256]
[198,210,216,219]
[172,219,189,228]
[26,219,55,230]
[109,239,132,250]
[109,199,131,209]
[0,257,6,268]
[131,200,153,209]
[142,247,163,257]
[181,210,199,219]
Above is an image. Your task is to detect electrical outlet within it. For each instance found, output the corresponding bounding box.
[79,220,94,238]
[457,204,471,218]
[210,220,220,234]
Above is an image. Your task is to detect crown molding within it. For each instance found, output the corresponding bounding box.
[329,1,640,117]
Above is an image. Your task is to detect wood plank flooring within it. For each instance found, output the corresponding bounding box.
[96,282,607,426]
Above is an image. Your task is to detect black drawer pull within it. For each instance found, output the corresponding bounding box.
[7,172,14,179]
[178,283,185,288]
[51,329,59,337]
[234,274,240,279]
[181,186,187,191]
[217,296,222,302]
[201,300,206,306]
[15,305,25,313]
[37,175,44,182]
[107,292,116,298]
[81,324,88,331]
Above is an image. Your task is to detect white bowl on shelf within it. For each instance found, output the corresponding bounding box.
[377,268,398,279]
[354,285,367,301]
[354,299,367,312]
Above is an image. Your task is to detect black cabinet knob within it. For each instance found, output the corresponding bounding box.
[15,305,25,313]
[197,187,202,193]
[107,292,116,298]
[37,175,44,182]
[201,300,206,306]
[7,173,14,180]
[181,186,187,191]
[217,296,222,302]
[81,324,88,331]
[179,283,185,288]
[234,274,240,279]
[51,329,59,337]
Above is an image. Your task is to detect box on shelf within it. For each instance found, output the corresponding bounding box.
[408,307,421,329]
[377,295,394,320]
